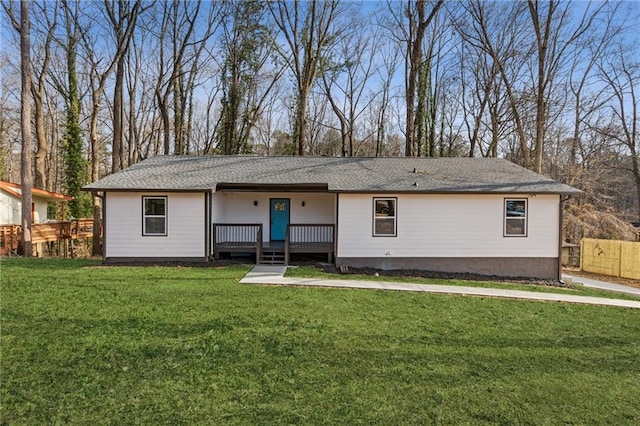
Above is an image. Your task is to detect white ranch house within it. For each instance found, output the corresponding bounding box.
[84,156,580,280]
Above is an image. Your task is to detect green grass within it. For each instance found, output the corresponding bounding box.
[287,265,640,301]
[2,258,640,424]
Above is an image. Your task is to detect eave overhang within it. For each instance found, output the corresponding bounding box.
[215,183,329,192]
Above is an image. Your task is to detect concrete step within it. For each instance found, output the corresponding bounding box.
[259,251,286,265]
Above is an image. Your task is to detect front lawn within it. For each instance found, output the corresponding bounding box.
[2,258,640,424]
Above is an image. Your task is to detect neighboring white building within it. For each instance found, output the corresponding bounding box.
[0,181,72,225]
[84,156,580,280]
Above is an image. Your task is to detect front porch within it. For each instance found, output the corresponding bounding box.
[212,223,335,265]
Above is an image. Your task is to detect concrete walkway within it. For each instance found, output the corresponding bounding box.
[240,266,640,309]
[563,273,640,297]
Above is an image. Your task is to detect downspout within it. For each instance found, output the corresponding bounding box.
[335,192,339,264]
[558,195,571,282]
[204,192,209,261]
[92,191,106,262]
[206,190,212,261]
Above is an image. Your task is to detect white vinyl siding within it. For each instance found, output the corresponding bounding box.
[105,192,205,258]
[211,192,336,242]
[338,193,558,258]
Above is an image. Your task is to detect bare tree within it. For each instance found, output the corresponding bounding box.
[306,90,333,155]
[124,25,164,161]
[253,82,287,156]
[457,1,532,165]
[597,44,640,220]
[73,0,145,254]
[567,3,624,168]
[452,13,503,158]
[20,0,32,255]
[197,83,222,155]
[215,0,283,155]
[368,29,400,157]
[154,0,217,156]
[5,0,34,255]
[4,0,34,254]
[527,0,607,173]
[27,0,58,190]
[105,0,149,173]
[321,16,378,156]
[268,0,344,155]
[417,9,454,157]
[384,0,443,156]
[0,55,21,181]
[59,0,90,219]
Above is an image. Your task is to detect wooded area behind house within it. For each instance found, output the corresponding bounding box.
[1,0,639,256]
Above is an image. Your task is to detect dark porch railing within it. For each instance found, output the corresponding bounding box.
[212,223,262,262]
[211,223,335,265]
[285,224,335,263]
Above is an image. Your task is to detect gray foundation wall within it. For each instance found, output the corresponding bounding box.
[336,257,559,280]
[104,257,209,264]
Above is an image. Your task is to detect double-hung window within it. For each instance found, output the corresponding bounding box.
[504,199,527,237]
[143,196,167,236]
[373,198,397,237]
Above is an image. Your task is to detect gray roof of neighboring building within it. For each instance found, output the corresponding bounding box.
[83,155,581,194]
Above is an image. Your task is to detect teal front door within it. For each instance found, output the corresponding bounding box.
[270,198,290,241]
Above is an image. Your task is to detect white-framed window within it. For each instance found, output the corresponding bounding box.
[373,197,397,237]
[504,198,527,237]
[142,196,167,236]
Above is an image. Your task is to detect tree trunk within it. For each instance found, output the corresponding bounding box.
[20,0,32,256]
[158,91,171,155]
[295,87,309,155]
[404,0,443,157]
[62,0,87,219]
[173,71,184,155]
[33,89,47,189]
[529,0,550,174]
[112,54,125,173]
[30,1,56,190]
[88,87,102,255]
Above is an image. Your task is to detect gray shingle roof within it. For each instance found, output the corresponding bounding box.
[83,155,581,194]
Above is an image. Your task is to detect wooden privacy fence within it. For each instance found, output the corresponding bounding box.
[581,238,640,280]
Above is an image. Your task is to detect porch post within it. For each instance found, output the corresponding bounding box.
[284,224,290,265]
